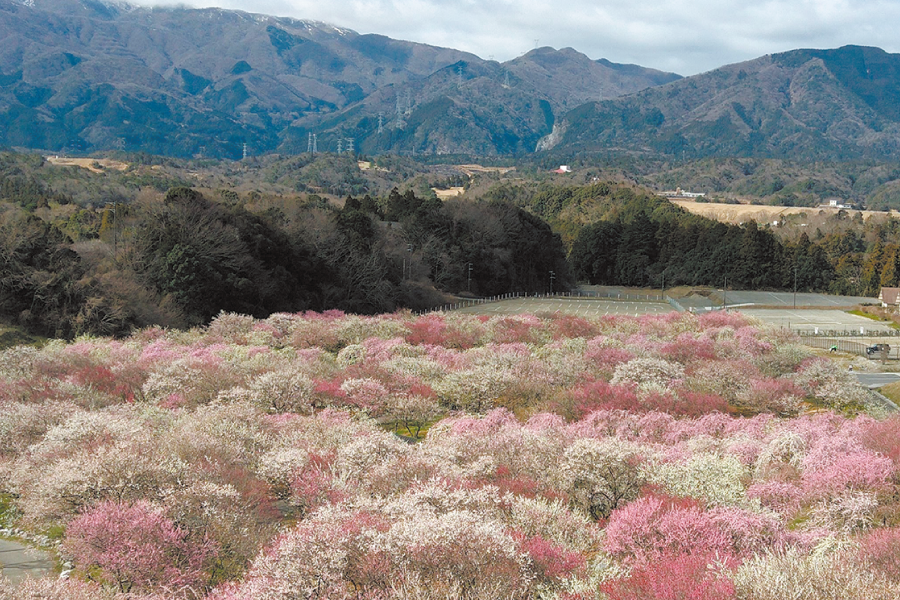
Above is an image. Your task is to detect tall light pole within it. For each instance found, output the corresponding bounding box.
[549,270,555,295]
[793,263,797,309]
[723,275,727,311]
[406,243,413,280]
[467,262,473,293]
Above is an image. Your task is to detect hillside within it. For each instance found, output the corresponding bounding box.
[312,47,680,156]
[547,45,900,161]
[0,0,679,157]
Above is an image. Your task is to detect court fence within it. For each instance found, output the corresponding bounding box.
[424,290,668,314]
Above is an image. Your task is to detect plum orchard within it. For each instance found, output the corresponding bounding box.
[1,310,899,599]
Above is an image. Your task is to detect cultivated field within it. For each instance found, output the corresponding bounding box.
[45,156,129,173]
[671,198,899,224]
[432,186,465,199]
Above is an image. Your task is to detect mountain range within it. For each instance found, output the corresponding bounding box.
[544,45,900,161]
[1,0,898,162]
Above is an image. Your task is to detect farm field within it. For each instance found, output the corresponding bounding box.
[2,309,900,599]
[43,156,129,174]
[670,198,900,224]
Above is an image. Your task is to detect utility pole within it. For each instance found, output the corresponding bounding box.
[467,262,473,293]
[549,270,556,295]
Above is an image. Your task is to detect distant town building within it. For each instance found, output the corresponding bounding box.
[819,199,854,209]
[659,187,705,199]
[552,165,572,174]
[879,287,900,308]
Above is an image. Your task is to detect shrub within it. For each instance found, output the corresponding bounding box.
[64,500,217,595]
[600,550,735,600]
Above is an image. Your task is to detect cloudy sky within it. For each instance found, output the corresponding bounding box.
[141,0,899,76]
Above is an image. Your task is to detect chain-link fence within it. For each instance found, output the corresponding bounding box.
[801,337,896,360]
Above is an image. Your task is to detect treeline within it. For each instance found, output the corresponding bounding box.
[0,185,570,338]
[569,215,833,291]
[12,171,900,340]
[522,181,899,295]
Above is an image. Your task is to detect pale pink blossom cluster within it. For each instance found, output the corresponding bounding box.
[2,310,899,599]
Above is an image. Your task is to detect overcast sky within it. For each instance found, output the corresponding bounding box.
[140,0,900,76]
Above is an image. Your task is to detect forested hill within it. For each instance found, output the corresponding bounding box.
[0,0,678,158]
[4,146,900,338]
[546,45,900,162]
[0,174,571,338]
[479,178,900,298]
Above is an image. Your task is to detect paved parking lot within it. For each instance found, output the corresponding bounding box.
[447,290,894,336]
[740,308,896,334]
[454,296,673,317]
[722,290,873,308]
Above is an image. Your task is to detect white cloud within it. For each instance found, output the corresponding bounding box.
[133,0,900,75]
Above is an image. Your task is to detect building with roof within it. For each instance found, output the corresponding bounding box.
[879,287,900,308]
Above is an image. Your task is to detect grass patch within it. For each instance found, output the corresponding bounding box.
[382,418,440,441]
[879,381,900,406]
[848,309,881,320]
[0,323,47,349]
[849,306,900,329]
[0,493,20,529]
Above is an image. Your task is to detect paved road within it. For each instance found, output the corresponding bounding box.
[0,538,54,584]
[856,373,900,388]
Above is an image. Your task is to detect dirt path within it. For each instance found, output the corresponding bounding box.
[0,538,55,584]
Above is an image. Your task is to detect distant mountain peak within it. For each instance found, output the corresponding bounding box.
[549,45,900,160]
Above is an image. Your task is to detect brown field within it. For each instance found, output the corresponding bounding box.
[46,156,129,173]
[671,199,899,224]
[433,186,465,199]
[456,164,516,176]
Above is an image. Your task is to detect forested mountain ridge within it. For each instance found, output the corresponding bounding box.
[0,0,679,158]
[547,45,900,161]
